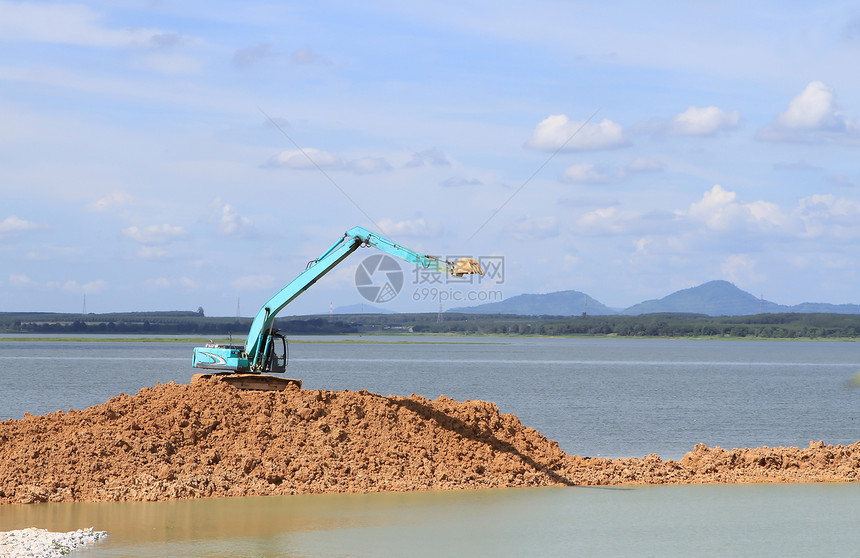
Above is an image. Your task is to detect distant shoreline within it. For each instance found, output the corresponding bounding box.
[4,310,858,340]
[0,333,856,343]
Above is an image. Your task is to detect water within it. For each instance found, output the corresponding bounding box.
[2,337,858,459]
[1,336,859,556]
[0,484,858,557]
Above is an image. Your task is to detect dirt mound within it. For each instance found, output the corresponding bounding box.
[0,380,572,504]
[554,441,860,486]
[675,441,860,483]
[1,381,857,504]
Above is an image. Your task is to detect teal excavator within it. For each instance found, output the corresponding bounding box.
[191,226,483,390]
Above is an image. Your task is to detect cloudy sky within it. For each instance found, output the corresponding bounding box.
[2,1,860,316]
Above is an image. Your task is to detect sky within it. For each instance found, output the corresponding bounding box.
[2,1,860,317]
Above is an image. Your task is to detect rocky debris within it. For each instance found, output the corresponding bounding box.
[675,441,860,483]
[0,527,107,557]
[0,380,857,505]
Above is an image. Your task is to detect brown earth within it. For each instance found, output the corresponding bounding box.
[1,380,857,505]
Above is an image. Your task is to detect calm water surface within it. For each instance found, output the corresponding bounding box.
[1,336,859,556]
[1,484,858,557]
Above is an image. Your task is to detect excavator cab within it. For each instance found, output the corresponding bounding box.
[262,331,288,373]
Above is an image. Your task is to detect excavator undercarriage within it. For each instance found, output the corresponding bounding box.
[191,372,301,391]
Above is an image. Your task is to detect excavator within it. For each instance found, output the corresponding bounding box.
[191,225,483,390]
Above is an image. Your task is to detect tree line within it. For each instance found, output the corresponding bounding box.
[408,313,860,338]
[0,313,357,335]
[1,311,858,339]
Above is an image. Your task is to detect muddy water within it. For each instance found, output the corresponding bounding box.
[1,484,858,557]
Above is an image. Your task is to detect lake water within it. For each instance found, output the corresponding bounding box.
[1,336,859,556]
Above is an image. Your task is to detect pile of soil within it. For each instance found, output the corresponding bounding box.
[1,380,857,504]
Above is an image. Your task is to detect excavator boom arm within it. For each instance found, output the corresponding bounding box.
[241,226,481,369]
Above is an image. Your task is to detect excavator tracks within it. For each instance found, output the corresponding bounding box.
[192,373,302,391]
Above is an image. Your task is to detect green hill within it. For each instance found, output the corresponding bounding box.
[621,280,780,316]
[452,280,860,317]
[450,290,616,316]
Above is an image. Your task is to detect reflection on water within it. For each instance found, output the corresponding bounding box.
[1,484,858,557]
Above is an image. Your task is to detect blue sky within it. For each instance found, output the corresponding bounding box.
[2,1,860,316]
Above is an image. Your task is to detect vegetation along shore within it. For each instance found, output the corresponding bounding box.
[2,311,859,340]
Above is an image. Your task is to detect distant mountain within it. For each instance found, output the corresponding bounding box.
[621,280,860,316]
[789,302,860,314]
[621,280,783,316]
[449,280,860,317]
[449,290,616,316]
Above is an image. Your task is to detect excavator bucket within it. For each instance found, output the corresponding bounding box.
[452,257,484,276]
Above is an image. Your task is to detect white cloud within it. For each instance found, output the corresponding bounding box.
[351,157,392,174]
[795,194,860,240]
[268,148,391,174]
[633,236,652,255]
[123,224,187,245]
[9,274,36,288]
[561,157,663,184]
[669,105,740,136]
[505,216,559,240]
[721,254,762,283]
[90,191,133,211]
[679,184,787,231]
[757,81,859,142]
[0,1,170,47]
[802,194,860,217]
[211,198,256,238]
[377,218,440,237]
[526,115,629,151]
[634,106,739,137]
[777,82,843,130]
[561,163,612,184]
[686,184,738,225]
[270,148,343,170]
[744,200,785,227]
[676,185,860,242]
[563,253,581,265]
[0,215,47,237]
